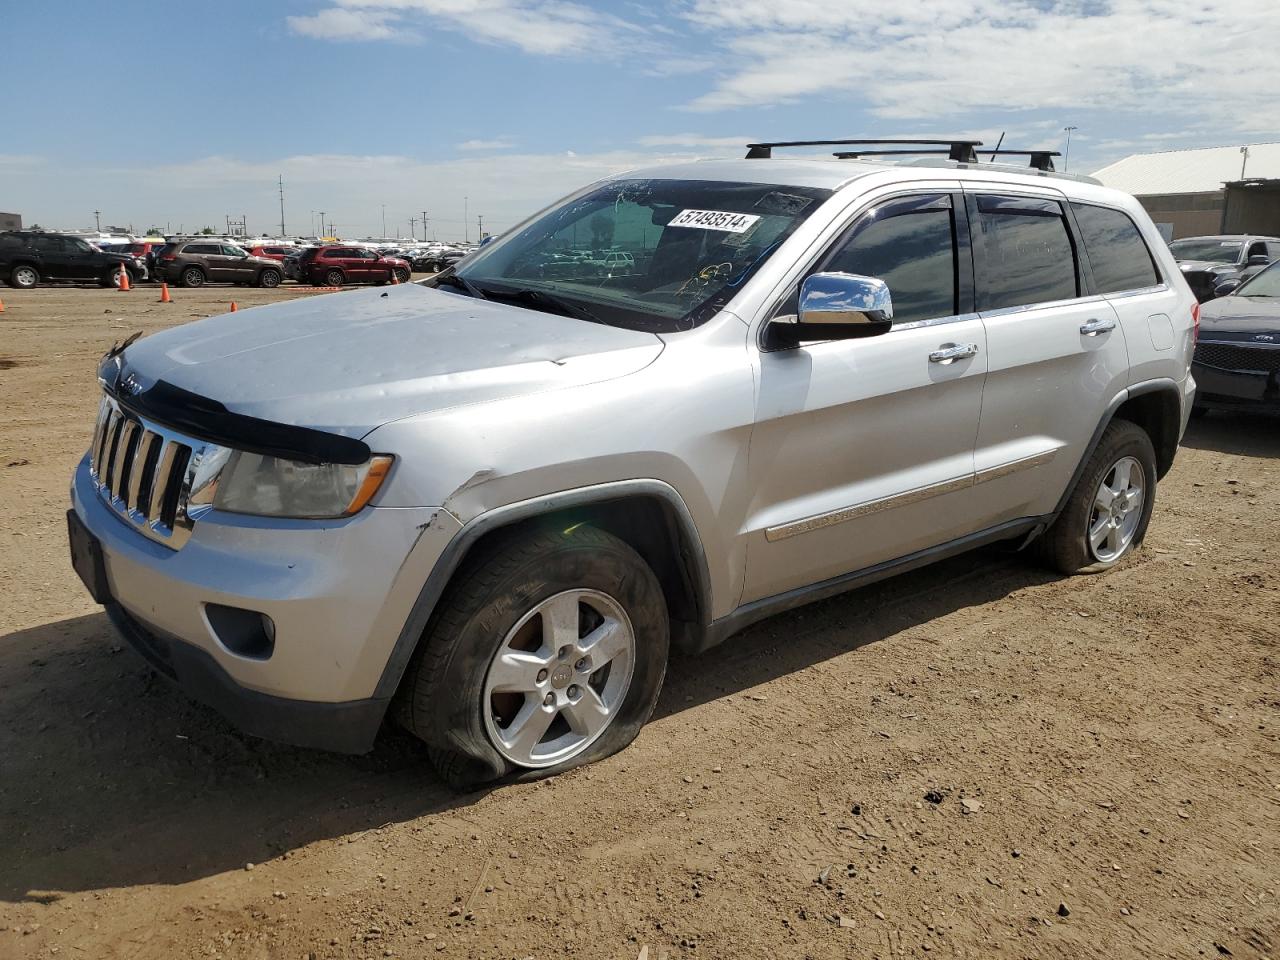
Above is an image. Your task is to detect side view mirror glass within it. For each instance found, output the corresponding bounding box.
[1213,278,1242,297]
[1247,254,1270,267]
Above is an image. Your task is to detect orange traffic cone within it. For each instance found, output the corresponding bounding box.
[158,283,171,303]
[118,263,131,292]
[0,298,5,313]
[390,270,400,285]
[229,301,238,312]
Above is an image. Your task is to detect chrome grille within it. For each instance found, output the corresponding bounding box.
[87,395,220,549]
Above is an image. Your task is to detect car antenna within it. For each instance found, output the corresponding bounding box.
[988,131,1005,161]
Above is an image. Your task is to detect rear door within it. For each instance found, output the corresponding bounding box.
[965,189,1130,526]
[32,235,73,278]
[183,243,221,279]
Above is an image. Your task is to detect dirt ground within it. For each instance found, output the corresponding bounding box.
[0,282,1276,960]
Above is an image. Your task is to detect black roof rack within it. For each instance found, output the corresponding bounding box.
[984,149,1061,172]
[745,139,982,162]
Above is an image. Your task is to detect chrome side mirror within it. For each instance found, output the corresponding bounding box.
[799,272,893,326]
[1213,278,1241,298]
[768,272,894,347]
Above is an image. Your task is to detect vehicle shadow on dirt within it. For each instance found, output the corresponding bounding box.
[0,548,1051,903]
[1182,411,1280,458]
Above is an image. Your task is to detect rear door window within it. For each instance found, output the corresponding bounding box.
[185,244,218,255]
[972,195,1078,311]
[0,234,24,250]
[1070,203,1160,293]
[33,236,68,252]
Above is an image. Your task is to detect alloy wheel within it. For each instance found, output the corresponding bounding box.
[482,588,635,768]
[1088,455,1145,563]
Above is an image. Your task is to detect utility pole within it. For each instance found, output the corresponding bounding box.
[278,175,286,237]
[477,214,484,239]
[381,204,387,238]
[1241,145,1251,179]
[1063,126,1078,172]
[319,211,326,238]
[464,196,469,243]
[409,216,419,240]
[94,210,101,231]
[422,210,429,242]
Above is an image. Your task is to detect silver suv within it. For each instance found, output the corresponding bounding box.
[68,139,1198,788]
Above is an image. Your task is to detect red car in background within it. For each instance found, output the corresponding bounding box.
[295,245,411,286]
[248,244,298,261]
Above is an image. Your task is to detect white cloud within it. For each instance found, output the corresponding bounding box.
[457,137,517,151]
[677,0,1280,133]
[286,7,402,41]
[301,0,641,56]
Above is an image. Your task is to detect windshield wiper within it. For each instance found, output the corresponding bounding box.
[478,287,603,325]
[433,271,487,299]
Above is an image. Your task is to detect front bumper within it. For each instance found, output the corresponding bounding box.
[1191,361,1280,411]
[70,453,462,751]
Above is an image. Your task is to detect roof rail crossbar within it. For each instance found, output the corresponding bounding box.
[984,149,1062,172]
[832,149,954,159]
[745,139,982,162]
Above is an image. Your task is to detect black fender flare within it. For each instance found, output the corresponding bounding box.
[372,479,713,700]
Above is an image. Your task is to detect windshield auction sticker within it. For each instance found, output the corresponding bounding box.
[669,209,762,234]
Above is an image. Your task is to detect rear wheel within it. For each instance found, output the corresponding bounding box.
[324,268,344,287]
[9,265,39,289]
[395,524,669,790]
[180,266,205,288]
[1034,420,1157,574]
[258,268,282,288]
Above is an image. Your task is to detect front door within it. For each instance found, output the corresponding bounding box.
[743,191,990,603]
[963,190,1132,527]
[221,244,255,282]
[31,235,74,279]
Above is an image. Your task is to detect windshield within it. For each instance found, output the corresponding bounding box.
[1169,238,1242,263]
[1235,260,1280,297]
[446,178,831,333]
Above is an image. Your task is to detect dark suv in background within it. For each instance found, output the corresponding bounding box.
[1170,234,1280,302]
[296,245,411,286]
[154,241,285,288]
[0,231,146,288]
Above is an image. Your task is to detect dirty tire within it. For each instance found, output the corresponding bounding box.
[1034,419,1157,575]
[10,265,39,289]
[324,269,344,287]
[394,524,669,791]
[180,266,205,288]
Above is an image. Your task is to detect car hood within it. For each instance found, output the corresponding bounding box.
[117,283,664,437]
[1177,259,1239,274]
[1199,295,1280,341]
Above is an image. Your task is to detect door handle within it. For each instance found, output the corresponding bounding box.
[929,342,979,364]
[1079,317,1117,336]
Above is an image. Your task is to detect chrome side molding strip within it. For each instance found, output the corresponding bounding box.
[764,449,1058,542]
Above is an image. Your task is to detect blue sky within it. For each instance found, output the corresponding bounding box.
[4,0,1276,239]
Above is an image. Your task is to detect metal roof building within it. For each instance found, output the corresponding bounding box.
[1092,143,1280,239]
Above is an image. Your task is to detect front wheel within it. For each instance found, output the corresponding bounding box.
[393,267,410,283]
[395,524,669,790]
[1034,420,1157,574]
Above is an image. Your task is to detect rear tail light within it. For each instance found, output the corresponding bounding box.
[1191,301,1200,344]
[161,254,176,261]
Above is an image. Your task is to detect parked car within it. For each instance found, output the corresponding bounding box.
[69,141,1197,789]
[248,244,299,262]
[295,245,411,286]
[1169,234,1280,303]
[101,241,165,278]
[0,231,145,288]
[153,241,285,288]
[1190,260,1280,415]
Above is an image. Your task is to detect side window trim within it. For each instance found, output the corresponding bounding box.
[964,190,1085,313]
[762,189,974,343]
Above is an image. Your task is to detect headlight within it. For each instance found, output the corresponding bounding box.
[213,452,394,518]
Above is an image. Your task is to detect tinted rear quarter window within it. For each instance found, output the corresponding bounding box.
[1071,203,1159,293]
[974,195,1077,311]
[0,234,23,250]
